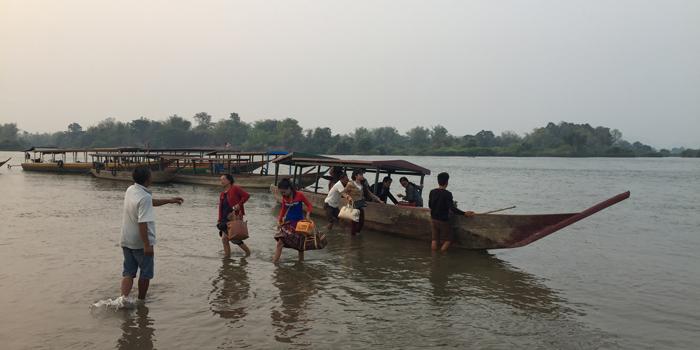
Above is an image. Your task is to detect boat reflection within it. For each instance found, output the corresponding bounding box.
[329,231,566,315]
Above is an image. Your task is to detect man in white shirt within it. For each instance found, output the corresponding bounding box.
[120,167,183,301]
[323,172,349,231]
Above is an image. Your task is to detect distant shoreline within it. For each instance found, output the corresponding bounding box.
[1,147,697,159]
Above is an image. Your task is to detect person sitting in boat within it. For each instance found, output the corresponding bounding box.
[342,169,383,236]
[428,172,474,252]
[369,176,398,205]
[397,177,424,207]
[217,174,251,257]
[323,171,349,231]
[274,178,313,263]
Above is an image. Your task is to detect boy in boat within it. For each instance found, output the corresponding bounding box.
[323,171,349,231]
[369,176,399,205]
[398,177,424,207]
[119,167,184,301]
[429,172,474,252]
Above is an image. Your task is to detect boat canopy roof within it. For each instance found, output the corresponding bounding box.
[89,152,164,159]
[24,147,141,154]
[273,153,431,176]
[143,147,224,153]
[159,155,268,162]
[205,150,288,156]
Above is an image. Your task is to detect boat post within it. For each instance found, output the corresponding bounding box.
[314,165,321,193]
[374,167,380,189]
[274,163,280,185]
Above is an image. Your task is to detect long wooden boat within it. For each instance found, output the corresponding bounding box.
[271,186,630,250]
[90,168,175,183]
[21,161,92,173]
[173,172,320,189]
[21,147,141,174]
[89,152,175,183]
[269,154,631,250]
[0,158,11,168]
[170,159,269,175]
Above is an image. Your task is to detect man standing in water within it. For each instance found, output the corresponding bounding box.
[428,172,474,252]
[120,167,183,301]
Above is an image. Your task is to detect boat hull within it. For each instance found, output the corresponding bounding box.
[21,162,92,174]
[174,172,320,189]
[90,169,175,183]
[171,160,268,175]
[270,186,630,250]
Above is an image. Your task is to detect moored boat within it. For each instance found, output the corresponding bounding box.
[89,153,175,183]
[164,151,321,189]
[21,147,97,173]
[174,172,320,189]
[269,155,631,250]
[0,158,11,168]
[20,147,143,174]
[90,168,175,183]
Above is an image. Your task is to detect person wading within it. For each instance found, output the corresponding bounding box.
[323,171,349,231]
[274,178,313,263]
[119,167,183,301]
[217,174,251,257]
[342,169,382,236]
[428,172,474,252]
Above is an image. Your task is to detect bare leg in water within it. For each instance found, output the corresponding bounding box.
[238,243,251,256]
[298,250,304,262]
[222,235,251,257]
[121,277,150,300]
[273,240,284,263]
[121,277,133,297]
[440,241,452,253]
[221,235,231,258]
[137,279,150,300]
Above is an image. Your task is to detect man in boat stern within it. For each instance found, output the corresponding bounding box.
[428,172,474,252]
[119,166,184,301]
[398,177,424,207]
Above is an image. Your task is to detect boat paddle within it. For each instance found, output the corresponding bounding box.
[480,206,516,215]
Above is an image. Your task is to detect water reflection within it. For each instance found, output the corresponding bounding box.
[332,232,565,315]
[427,252,564,314]
[116,306,155,350]
[270,263,326,345]
[209,258,250,324]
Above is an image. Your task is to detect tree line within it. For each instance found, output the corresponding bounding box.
[1,113,697,157]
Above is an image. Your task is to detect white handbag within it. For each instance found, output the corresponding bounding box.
[338,202,360,222]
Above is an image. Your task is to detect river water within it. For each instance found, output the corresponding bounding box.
[0,151,698,349]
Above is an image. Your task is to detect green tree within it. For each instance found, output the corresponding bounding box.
[193,112,213,130]
[431,125,453,148]
[406,126,431,151]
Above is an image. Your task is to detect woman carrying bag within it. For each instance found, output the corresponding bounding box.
[273,178,314,263]
[342,169,383,236]
[217,174,251,257]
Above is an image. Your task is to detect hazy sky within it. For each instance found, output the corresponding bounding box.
[1,0,698,148]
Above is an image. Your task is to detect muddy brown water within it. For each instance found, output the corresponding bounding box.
[1,152,699,349]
